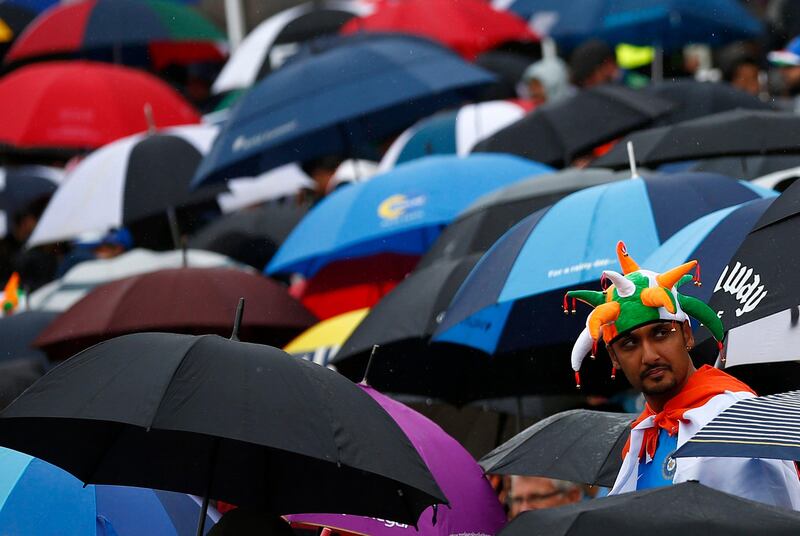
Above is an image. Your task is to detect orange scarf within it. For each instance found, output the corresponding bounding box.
[622,365,756,462]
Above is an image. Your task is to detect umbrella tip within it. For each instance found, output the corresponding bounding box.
[627,141,638,178]
[230,297,245,341]
[181,236,188,268]
[360,344,379,386]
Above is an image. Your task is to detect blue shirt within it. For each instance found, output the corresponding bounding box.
[636,428,679,490]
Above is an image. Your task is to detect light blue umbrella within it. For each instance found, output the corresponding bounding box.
[0,447,218,535]
[267,154,553,277]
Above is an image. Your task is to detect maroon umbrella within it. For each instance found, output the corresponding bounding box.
[34,267,317,359]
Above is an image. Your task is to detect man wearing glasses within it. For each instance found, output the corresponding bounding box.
[507,476,582,519]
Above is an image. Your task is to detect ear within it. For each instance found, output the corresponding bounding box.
[682,320,695,349]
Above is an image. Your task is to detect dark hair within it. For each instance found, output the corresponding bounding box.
[569,39,615,86]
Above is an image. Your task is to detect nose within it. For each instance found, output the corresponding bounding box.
[640,338,662,366]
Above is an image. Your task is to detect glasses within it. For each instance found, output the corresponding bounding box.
[510,490,565,506]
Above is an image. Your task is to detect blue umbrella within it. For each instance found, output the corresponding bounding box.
[193,34,496,187]
[267,154,553,277]
[502,0,761,50]
[674,390,800,461]
[0,447,218,535]
[433,172,775,357]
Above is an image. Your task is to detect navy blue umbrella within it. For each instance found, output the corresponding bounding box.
[675,390,800,462]
[502,0,761,51]
[193,34,496,187]
[430,173,774,399]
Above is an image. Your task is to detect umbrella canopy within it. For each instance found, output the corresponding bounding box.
[341,0,537,61]
[198,0,307,34]
[0,2,36,61]
[643,80,773,126]
[294,253,420,319]
[688,154,800,182]
[705,179,800,372]
[420,168,628,268]
[212,0,371,94]
[0,447,218,535]
[432,173,773,398]
[28,125,221,247]
[192,34,496,187]
[28,248,248,313]
[0,165,61,239]
[0,310,55,409]
[499,481,800,536]
[0,332,447,526]
[268,154,552,277]
[473,84,674,168]
[34,267,317,359]
[215,164,314,214]
[378,100,528,171]
[479,409,635,487]
[5,0,225,69]
[675,390,800,461]
[288,385,506,536]
[593,110,800,171]
[189,201,308,269]
[0,61,199,154]
[284,307,368,367]
[333,254,485,401]
[473,49,534,101]
[499,0,761,51]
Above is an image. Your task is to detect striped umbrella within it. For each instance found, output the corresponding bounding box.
[378,100,528,171]
[212,0,372,94]
[675,390,800,461]
[5,0,225,69]
[0,447,218,535]
[28,125,220,247]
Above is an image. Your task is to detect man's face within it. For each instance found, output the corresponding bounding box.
[731,63,760,96]
[608,321,695,401]
[780,65,800,93]
[508,476,580,519]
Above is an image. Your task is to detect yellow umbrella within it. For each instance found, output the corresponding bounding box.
[284,307,369,366]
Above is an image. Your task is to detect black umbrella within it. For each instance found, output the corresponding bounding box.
[592,109,800,170]
[479,409,635,488]
[333,169,628,402]
[188,203,308,269]
[643,79,773,125]
[708,179,800,382]
[0,310,56,409]
[500,481,800,536]
[473,50,535,100]
[0,330,447,533]
[689,154,800,182]
[472,84,674,167]
[0,3,36,61]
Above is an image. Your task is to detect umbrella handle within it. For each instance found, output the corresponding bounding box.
[196,494,211,536]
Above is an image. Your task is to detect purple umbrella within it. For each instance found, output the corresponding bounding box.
[287,385,506,535]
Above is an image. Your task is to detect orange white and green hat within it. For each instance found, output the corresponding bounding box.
[565,241,724,388]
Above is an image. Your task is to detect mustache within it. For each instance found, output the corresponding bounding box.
[640,364,671,380]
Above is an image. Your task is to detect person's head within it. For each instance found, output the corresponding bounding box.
[522,57,571,104]
[508,476,582,519]
[566,241,725,406]
[569,39,619,88]
[607,320,696,410]
[768,36,800,94]
[719,44,761,96]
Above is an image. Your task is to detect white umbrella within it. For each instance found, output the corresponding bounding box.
[28,125,219,247]
[217,163,314,213]
[28,248,251,312]
[212,0,373,94]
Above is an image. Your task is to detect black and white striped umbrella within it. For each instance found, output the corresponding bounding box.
[28,125,221,247]
[675,390,800,461]
[212,0,372,94]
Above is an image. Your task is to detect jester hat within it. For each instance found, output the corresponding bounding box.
[566,241,724,388]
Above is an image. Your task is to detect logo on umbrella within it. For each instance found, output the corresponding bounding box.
[232,120,298,152]
[377,194,427,222]
[713,261,768,317]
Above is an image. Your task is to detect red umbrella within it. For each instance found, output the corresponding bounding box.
[0,61,199,153]
[34,267,318,359]
[341,0,538,60]
[292,253,419,319]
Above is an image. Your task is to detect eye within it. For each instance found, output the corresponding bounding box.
[654,327,671,338]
